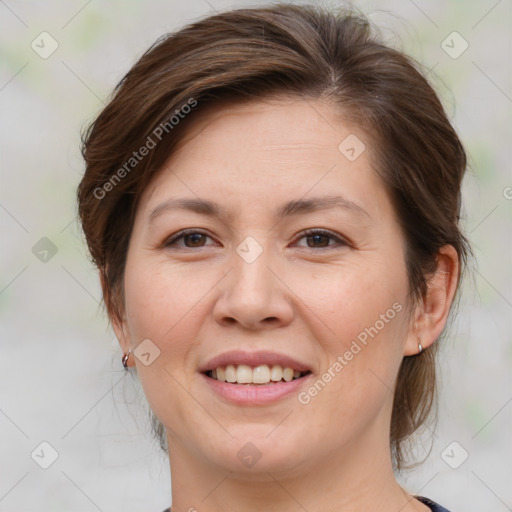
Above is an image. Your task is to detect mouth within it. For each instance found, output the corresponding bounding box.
[203,364,312,386]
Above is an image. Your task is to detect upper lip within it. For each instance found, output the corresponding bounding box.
[199,350,312,373]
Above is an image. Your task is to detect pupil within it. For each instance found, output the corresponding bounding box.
[187,234,204,247]
[309,234,327,247]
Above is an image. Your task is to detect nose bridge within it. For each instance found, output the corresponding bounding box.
[231,235,276,303]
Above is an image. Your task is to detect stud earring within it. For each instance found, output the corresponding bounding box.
[417,339,423,354]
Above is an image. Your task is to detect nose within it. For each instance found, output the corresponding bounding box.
[212,243,294,331]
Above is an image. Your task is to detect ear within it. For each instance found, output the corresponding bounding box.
[404,244,460,356]
[99,270,131,354]
[111,309,131,354]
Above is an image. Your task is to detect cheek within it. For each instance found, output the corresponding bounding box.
[294,258,408,340]
[298,270,407,430]
[295,257,409,401]
[123,258,190,338]
[121,259,202,420]
[122,257,221,369]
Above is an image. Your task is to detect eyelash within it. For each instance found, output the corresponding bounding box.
[163,228,349,251]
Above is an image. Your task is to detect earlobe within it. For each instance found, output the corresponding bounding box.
[404,245,459,356]
[114,315,137,369]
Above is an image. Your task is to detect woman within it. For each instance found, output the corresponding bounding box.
[77,4,470,511]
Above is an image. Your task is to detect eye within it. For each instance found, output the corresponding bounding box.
[295,229,349,250]
[163,229,215,249]
[163,228,349,250]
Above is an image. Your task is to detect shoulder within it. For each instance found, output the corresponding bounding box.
[415,495,454,512]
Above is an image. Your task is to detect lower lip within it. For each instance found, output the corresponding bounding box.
[201,372,313,405]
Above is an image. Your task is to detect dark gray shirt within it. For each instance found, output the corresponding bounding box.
[161,495,453,512]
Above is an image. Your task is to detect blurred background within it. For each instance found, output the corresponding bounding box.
[0,0,510,510]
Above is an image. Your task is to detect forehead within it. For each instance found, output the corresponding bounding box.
[139,96,389,222]
[171,95,345,157]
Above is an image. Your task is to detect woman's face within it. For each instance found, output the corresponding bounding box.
[115,96,419,476]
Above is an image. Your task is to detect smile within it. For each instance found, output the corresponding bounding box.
[205,363,311,385]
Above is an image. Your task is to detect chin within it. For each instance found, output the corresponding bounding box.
[206,429,312,477]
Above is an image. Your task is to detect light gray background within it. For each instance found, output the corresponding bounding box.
[1,0,511,511]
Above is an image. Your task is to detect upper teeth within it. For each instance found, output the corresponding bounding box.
[210,364,305,384]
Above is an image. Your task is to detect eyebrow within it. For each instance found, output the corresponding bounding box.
[148,195,371,223]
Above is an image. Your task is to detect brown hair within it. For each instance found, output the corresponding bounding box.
[77,3,471,472]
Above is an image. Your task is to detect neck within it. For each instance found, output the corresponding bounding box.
[165,425,428,512]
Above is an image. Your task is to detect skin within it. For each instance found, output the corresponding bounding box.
[113,96,459,512]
